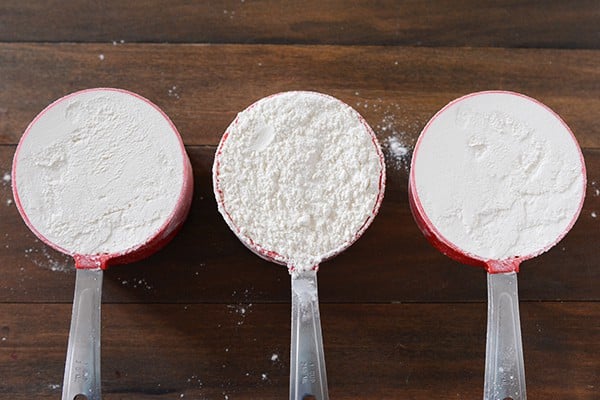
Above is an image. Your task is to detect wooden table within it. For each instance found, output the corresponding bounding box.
[0,2,598,399]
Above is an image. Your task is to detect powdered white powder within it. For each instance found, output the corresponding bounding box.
[214,91,385,271]
[413,92,585,260]
[14,89,184,255]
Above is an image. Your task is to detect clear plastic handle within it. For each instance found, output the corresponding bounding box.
[484,272,526,400]
[62,268,103,400]
[290,269,329,400]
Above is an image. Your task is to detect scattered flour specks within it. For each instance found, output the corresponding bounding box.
[374,110,418,173]
[350,99,421,175]
[118,277,154,290]
[382,135,410,172]
[24,244,73,273]
[48,383,61,390]
[591,181,599,197]
[186,374,203,387]
[270,353,279,362]
[385,136,408,157]
[98,54,105,61]
[1,171,13,206]
[592,211,597,218]
[168,85,180,99]
[228,303,253,326]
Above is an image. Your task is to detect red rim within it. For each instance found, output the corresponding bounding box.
[12,88,194,269]
[409,90,586,274]
[212,91,386,271]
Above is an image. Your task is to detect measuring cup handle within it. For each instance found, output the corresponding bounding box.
[484,272,527,400]
[290,270,329,400]
[62,268,103,400]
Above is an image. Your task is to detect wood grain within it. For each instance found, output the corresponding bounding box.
[1,1,599,48]
[0,2,598,399]
[1,44,599,149]
[0,303,597,400]
[1,146,598,304]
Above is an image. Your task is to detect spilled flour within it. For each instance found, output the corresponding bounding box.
[13,89,185,255]
[214,91,385,272]
[24,244,73,273]
[413,92,585,260]
[382,135,410,172]
[361,101,419,173]
[1,171,13,206]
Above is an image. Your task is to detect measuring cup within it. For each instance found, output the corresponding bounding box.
[12,88,193,400]
[213,91,386,400]
[409,91,586,400]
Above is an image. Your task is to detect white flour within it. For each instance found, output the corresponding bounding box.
[14,89,184,255]
[413,92,585,260]
[214,91,384,272]
[383,135,410,172]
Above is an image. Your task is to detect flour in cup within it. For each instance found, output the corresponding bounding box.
[214,91,385,272]
[14,89,185,255]
[413,91,585,260]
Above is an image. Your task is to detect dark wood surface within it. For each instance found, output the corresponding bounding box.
[1,303,598,400]
[1,146,599,304]
[1,44,599,147]
[0,2,598,399]
[1,1,599,48]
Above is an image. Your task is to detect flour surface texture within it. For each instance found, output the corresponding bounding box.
[413,92,585,260]
[214,91,384,271]
[14,89,184,255]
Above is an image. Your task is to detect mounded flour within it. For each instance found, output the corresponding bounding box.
[413,92,585,260]
[14,89,184,255]
[214,91,385,271]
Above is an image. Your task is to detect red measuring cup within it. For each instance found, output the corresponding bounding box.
[213,91,386,400]
[12,88,193,400]
[409,91,586,400]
